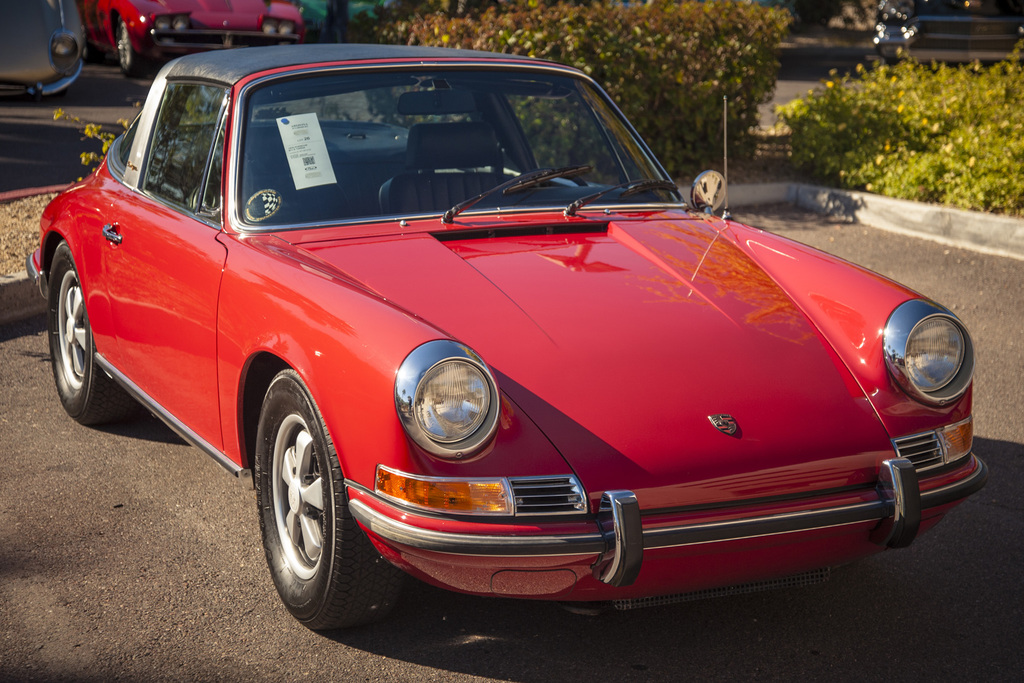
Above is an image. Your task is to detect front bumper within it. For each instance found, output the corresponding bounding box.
[26,249,47,299]
[149,29,301,53]
[348,456,986,594]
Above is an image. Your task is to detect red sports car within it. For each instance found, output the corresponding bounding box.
[75,0,304,76]
[27,45,985,629]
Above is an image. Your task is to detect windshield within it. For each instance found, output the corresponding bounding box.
[237,68,677,227]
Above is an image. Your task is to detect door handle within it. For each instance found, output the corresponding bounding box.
[102,223,123,245]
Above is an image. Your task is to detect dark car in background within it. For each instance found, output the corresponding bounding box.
[76,0,305,77]
[291,0,385,42]
[875,0,1024,61]
[0,0,84,99]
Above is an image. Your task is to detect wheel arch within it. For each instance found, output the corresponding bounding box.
[39,229,67,283]
[107,8,123,48]
[239,351,291,473]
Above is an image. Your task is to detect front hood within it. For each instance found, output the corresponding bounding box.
[297,215,893,509]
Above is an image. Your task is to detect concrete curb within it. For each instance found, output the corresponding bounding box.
[0,271,46,326]
[0,184,69,204]
[729,183,1024,262]
[4,182,1023,327]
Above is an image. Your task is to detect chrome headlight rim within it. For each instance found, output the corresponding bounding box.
[395,340,500,460]
[171,14,191,32]
[49,29,80,74]
[883,299,974,406]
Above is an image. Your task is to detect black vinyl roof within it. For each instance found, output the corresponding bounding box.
[162,44,547,86]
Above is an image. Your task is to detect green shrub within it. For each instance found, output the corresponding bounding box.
[351,0,791,176]
[778,49,1024,217]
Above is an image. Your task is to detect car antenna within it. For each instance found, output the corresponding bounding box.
[722,95,731,221]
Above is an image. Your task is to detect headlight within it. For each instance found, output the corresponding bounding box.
[172,15,190,31]
[154,15,172,31]
[884,300,974,405]
[395,340,500,459]
[278,20,296,35]
[49,30,79,73]
[261,18,279,34]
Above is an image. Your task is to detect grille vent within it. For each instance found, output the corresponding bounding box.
[509,476,586,516]
[893,431,944,471]
[433,223,608,243]
[612,568,831,610]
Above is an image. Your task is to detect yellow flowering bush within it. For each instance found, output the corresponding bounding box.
[778,48,1024,216]
[352,0,791,177]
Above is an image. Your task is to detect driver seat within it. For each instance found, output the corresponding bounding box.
[379,121,505,215]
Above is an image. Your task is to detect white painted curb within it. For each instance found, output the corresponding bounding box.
[0,271,46,327]
[728,183,1024,262]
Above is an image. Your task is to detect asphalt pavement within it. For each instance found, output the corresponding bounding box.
[2,206,1022,681]
[1,41,1023,682]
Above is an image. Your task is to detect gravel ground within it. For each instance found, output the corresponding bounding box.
[1,194,55,276]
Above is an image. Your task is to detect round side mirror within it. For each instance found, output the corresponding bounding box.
[690,170,727,215]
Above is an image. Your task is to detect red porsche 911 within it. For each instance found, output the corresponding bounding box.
[75,0,304,76]
[27,45,985,629]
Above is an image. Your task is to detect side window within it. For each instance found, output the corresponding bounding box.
[200,124,225,219]
[115,114,140,170]
[143,83,226,212]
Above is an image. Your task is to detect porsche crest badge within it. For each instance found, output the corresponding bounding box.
[708,414,738,436]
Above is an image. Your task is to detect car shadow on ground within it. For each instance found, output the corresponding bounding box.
[99,410,189,446]
[313,435,1019,681]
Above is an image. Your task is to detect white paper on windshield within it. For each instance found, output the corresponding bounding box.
[276,113,337,190]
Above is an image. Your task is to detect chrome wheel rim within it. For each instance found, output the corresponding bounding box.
[272,414,325,580]
[116,22,132,72]
[56,269,86,391]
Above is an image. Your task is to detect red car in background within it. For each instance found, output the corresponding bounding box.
[76,0,304,76]
[28,45,986,629]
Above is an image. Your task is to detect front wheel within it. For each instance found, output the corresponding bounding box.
[255,370,404,629]
[116,18,149,77]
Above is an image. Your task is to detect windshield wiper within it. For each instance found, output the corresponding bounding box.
[442,165,593,224]
[563,178,679,217]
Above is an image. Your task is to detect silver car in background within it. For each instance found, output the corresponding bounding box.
[0,0,84,99]
[875,0,1024,62]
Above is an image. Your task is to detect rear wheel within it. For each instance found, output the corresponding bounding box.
[255,370,404,629]
[47,242,137,425]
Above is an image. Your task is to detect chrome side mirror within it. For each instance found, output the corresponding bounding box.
[690,170,727,215]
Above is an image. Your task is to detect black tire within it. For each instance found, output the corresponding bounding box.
[116,18,148,78]
[81,40,106,64]
[47,242,138,425]
[255,370,404,629]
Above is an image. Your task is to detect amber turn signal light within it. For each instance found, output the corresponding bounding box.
[375,466,513,515]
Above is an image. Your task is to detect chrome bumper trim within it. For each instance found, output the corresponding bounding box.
[872,458,920,548]
[25,248,47,296]
[348,497,607,557]
[596,491,643,586]
[349,456,987,579]
[29,61,82,97]
[151,29,301,50]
